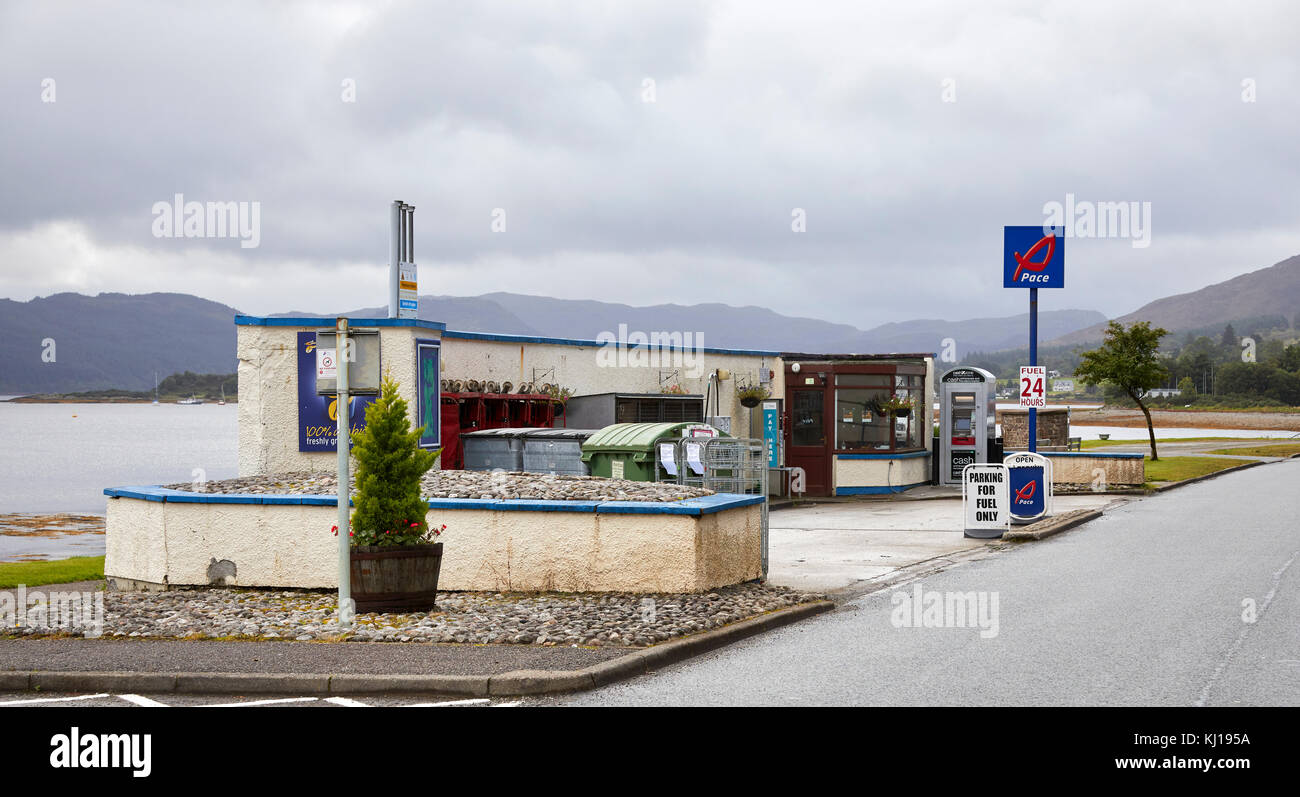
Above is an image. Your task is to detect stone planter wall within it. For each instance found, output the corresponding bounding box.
[104,487,764,594]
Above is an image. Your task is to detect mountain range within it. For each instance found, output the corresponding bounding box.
[1048,254,1300,345]
[4,252,1298,393]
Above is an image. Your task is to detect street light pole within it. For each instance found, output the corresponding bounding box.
[336,317,353,629]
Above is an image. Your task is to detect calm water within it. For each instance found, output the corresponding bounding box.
[0,402,238,514]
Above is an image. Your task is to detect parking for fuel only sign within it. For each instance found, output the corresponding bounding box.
[1019,366,1046,408]
[962,463,1009,539]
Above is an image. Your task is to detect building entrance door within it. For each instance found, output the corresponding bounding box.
[786,387,830,496]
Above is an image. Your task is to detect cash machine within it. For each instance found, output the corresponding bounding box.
[939,366,997,486]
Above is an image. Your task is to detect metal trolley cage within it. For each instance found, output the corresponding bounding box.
[655,437,766,495]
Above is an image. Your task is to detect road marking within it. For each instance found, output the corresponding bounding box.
[118,694,169,707]
[404,698,493,707]
[1195,546,1300,707]
[201,697,320,707]
[0,693,110,706]
[324,697,369,707]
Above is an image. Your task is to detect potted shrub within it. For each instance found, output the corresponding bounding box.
[737,384,770,408]
[346,374,443,613]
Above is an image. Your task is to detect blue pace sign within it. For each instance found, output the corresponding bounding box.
[1003,226,1065,288]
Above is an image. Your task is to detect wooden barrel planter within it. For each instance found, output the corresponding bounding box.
[350,543,443,613]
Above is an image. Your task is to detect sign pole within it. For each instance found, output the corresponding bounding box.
[336,317,352,629]
[1029,286,1038,453]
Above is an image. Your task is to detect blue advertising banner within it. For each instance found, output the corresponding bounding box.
[1003,226,1065,288]
[297,331,375,452]
[415,338,441,450]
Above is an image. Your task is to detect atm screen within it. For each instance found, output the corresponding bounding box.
[954,417,972,432]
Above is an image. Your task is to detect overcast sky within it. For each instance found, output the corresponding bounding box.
[1,0,1297,328]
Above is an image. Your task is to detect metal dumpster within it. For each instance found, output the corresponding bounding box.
[461,427,544,471]
[521,428,599,475]
[581,422,724,481]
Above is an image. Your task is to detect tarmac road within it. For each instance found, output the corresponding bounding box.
[552,458,1300,706]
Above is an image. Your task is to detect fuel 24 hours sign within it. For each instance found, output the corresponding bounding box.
[1019,366,1047,408]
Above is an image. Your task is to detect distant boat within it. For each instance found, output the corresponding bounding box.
[218,385,226,406]
[177,395,203,405]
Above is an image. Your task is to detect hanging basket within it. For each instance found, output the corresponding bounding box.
[740,395,762,408]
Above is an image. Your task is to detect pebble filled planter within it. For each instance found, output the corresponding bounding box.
[106,471,767,594]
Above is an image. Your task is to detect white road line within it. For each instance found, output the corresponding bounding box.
[118,694,170,707]
[324,697,370,707]
[404,698,493,707]
[492,701,521,707]
[0,693,110,706]
[201,697,320,707]
[1196,546,1300,707]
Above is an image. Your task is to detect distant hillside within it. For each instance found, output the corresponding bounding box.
[0,293,239,394]
[343,292,1105,358]
[1050,254,1300,346]
[0,290,1111,394]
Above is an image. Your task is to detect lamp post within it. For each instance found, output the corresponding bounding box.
[336,316,353,629]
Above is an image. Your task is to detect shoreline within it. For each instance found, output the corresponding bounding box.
[1064,406,1300,431]
[5,397,237,404]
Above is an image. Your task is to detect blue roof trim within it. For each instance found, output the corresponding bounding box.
[441,329,780,357]
[104,487,764,515]
[596,493,765,515]
[235,315,446,331]
[492,499,601,513]
[425,498,501,509]
[837,450,930,460]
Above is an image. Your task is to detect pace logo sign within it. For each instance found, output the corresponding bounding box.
[1004,226,1065,288]
[1004,452,1051,522]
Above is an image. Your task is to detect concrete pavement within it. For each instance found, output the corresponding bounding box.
[766,492,1125,593]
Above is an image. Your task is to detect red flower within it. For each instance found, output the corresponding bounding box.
[331,525,339,536]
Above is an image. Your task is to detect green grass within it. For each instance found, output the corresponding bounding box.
[1206,443,1300,457]
[0,556,105,589]
[1082,436,1270,449]
[1143,456,1246,483]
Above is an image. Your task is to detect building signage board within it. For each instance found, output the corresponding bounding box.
[1005,451,1051,522]
[962,463,1009,538]
[1003,226,1065,288]
[297,331,375,452]
[762,400,779,468]
[398,262,418,318]
[941,368,989,383]
[415,338,441,450]
[1019,366,1047,408]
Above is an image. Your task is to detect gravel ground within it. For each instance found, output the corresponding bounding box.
[9,583,823,647]
[162,470,714,502]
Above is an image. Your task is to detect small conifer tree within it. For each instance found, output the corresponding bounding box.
[348,374,440,546]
